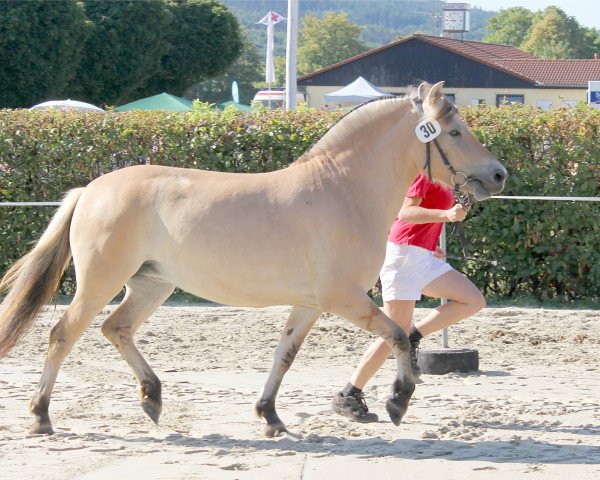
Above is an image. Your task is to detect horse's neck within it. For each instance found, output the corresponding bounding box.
[307,100,422,232]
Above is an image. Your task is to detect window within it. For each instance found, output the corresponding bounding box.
[496,94,524,106]
[444,94,456,103]
[536,100,552,110]
[561,100,578,107]
[470,99,486,106]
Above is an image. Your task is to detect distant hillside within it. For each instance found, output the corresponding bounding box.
[222,0,495,55]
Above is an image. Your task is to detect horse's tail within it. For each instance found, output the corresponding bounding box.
[0,188,85,359]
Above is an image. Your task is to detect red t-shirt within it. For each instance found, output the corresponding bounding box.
[388,173,455,251]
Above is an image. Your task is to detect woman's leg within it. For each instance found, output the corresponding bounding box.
[349,300,416,389]
[332,299,415,422]
[415,269,485,336]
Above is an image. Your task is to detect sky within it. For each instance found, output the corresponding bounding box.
[469,1,600,30]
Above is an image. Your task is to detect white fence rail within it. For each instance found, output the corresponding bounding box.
[1,195,599,208]
[439,194,599,348]
[0,202,61,207]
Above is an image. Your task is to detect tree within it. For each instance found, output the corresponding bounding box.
[483,7,534,46]
[521,7,598,59]
[70,0,172,105]
[0,0,91,108]
[142,0,243,96]
[184,35,263,105]
[0,0,242,108]
[273,56,287,87]
[484,6,600,59]
[297,12,369,75]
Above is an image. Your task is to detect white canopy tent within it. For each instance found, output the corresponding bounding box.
[324,76,390,104]
[30,99,105,113]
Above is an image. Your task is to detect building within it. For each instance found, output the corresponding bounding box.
[297,34,600,109]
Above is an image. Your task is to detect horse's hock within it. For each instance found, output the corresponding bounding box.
[418,348,479,375]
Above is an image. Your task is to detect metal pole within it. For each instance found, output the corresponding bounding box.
[285,0,299,110]
[440,224,449,348]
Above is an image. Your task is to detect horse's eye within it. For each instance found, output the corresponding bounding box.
[449,129,461,137]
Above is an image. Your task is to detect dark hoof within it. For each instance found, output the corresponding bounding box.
[29,421,54,435]
[385,397,407,426]
[264,422,287,438]
[141,397,162,424]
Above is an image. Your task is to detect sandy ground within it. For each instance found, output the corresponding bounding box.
[0,303,599,479]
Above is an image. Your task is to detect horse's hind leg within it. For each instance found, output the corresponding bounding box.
[30,293,117,434]
[101,275,174,424]
[255,305,321,437]
[328,289,415,426]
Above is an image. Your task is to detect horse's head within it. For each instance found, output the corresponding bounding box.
[414,82,507,200]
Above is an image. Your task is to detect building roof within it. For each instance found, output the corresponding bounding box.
[419,35,538,62]
[495,59,600,87]
[298,34,600,88]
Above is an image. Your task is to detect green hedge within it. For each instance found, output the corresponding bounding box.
[457,104,599,301]
[1,104,598,301]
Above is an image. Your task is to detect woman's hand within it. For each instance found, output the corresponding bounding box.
[445,204,467,222]
[433,246,446,259]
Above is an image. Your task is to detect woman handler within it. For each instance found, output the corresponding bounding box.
[332,172,486,422]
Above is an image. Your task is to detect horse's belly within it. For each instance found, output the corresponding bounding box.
[155,250,316,308]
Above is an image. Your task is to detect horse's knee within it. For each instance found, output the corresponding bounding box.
[100,320,118,343]
[101,319,130,347]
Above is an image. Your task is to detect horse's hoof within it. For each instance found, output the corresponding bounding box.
[141,398,162,424]
[264,422,287,438]
[29,421,54,435]
[385,397,407,426]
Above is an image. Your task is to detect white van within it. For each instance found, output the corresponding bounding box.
[251,89,305,109]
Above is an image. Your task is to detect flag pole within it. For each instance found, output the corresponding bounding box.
[285,0,299,110]
[267,19,274,109]
[257,11,286,109]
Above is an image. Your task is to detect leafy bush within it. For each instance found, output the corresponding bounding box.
[0,104,598,301]
[458,103,599,301]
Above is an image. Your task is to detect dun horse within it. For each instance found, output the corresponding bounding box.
[0,82,506,437]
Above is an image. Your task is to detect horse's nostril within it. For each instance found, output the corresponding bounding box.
[494,169,507,184]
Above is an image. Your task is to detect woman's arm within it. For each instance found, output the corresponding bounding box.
[398,196,467,224]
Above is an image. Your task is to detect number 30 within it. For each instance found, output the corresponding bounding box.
[419,122,437,138]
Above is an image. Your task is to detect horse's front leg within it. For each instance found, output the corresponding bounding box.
[328,290,415,426]
[255,305,321,437]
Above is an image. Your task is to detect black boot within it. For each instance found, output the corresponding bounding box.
[331,390,378,423]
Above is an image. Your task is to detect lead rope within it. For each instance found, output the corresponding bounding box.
[446,191,499,266]
[447,190,474,260]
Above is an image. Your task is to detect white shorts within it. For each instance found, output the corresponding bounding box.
[379,242,453,301]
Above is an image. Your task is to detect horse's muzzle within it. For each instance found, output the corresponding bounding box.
[468,163,508,200]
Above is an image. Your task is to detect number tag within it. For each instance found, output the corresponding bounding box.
[415,119,441,143]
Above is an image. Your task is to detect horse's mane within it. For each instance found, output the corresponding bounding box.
[292,85,455,165]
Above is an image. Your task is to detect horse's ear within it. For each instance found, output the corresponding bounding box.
[417,82,431,101]
[425,81,445,107]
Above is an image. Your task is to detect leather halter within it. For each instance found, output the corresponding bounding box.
[413,97,499,266]
[414,98,469,194]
